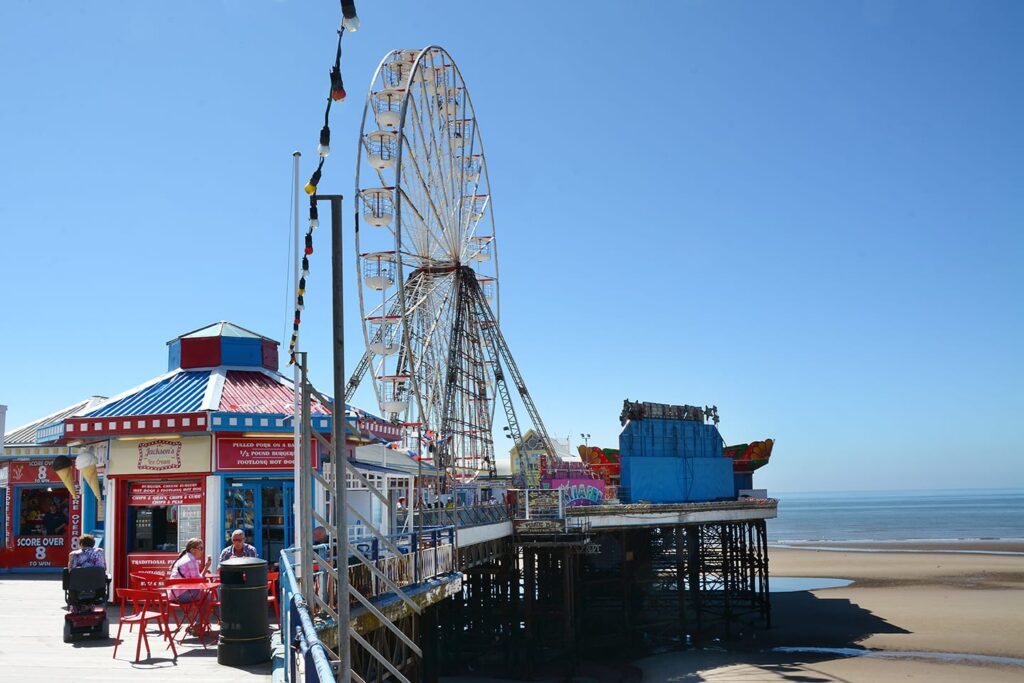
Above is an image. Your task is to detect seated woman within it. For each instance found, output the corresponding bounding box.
[68,534,106,569]
[168,537,211,603]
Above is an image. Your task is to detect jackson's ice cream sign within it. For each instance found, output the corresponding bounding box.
[550,478,606,506]
[137,440,182,471]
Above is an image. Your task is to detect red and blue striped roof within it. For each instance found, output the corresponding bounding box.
[59,322,398,442]
[88,370,210,417]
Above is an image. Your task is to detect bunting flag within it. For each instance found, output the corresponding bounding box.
[288,1,360,365]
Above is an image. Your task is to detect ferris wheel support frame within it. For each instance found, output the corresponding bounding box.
[462,267,558,477]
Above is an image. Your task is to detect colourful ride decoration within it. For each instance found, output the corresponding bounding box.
[722,439,774,474]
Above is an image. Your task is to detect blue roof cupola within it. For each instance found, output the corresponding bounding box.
[167,321,279,372]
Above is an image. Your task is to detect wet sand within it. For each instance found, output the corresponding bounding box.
[636,541,1024,681]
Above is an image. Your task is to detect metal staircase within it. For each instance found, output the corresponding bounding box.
[293,352,424,683]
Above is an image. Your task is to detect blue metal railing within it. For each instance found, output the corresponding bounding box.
[278,505,505,682]
[280,545,334,683]
[279,529,459,683]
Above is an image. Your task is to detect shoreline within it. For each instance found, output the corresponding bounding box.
[770,538,1024,554]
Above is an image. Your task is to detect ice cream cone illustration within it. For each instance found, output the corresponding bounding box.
[51,455,77,495]
[77,447,103,500]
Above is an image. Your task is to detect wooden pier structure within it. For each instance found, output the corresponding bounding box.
[311,496,777,682]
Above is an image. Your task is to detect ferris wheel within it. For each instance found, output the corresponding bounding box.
[350,46,544,484]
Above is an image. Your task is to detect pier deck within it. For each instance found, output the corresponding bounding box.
[0,574,271,682]
[565,497,779,529]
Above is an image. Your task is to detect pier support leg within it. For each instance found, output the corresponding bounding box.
[686,526,702,636]
[675,526,688,640]
[422,605,439,683]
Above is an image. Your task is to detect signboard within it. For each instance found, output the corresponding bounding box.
[1,462,81,569]
[2,486,9,557]
[177,503,202,548]
[526,488,561,514]
[215,436,319,471]
[549,478,606,507]
[128,480,204,506]
[137,440,181,471]
[107,436,211,476]
[127,552,176,576]
[8,459,72,485]
[514,519,565,535]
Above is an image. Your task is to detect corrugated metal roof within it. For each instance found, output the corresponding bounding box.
[86,370,211,417]
[3,397,106,446]
[220,370,329,415]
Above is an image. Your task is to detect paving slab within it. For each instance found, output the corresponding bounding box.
[0,574,272,682]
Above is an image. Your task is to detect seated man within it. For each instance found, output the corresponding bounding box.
[68,534,106,570]
[219,529,258,563]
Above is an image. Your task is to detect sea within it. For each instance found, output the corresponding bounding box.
[767,489,1024,543]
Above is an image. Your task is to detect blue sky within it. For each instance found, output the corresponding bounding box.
[1,1,1021,491]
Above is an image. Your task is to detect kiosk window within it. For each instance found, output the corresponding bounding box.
[17,487,69,536]
[128,505,178,552]
[126,480,203,552]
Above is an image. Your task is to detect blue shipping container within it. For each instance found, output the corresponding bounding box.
[620,455,734,504]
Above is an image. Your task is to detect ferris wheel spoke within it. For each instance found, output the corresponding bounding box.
[459,194,490,262]
[409,62,457,212]
[403,284,437,319]
[408,77,463,257]
[395,179,443,252]
[405,93,455,225]
[396,149,450,257]
[408,323,453,432]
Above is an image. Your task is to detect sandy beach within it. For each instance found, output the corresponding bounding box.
[635,541,1024,682]
[446,540,1024,683]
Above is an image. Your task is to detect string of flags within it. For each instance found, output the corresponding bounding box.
[288,0,360,365]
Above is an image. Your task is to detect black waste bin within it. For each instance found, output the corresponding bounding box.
[218,557,271,666]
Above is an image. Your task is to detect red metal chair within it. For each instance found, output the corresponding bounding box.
[267,571,280,623]
[166,577,216,646]
[129,571,166,591]
[113,588,176,662]
[125,574,166,632]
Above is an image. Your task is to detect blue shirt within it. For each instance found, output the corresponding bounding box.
[219,543,258,562]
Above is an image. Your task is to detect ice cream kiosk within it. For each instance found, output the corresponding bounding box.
[1,455,81,571]
[1,398,104,572]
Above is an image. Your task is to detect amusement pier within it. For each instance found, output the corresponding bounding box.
[0,11,780,683]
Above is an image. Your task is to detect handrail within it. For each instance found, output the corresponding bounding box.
[410,503,509,529]
[281,546,335,683]
[281,537,460,682]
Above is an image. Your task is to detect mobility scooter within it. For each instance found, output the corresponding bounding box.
[62,566,111,642]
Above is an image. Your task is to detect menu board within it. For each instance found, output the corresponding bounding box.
[177,504,202,549]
